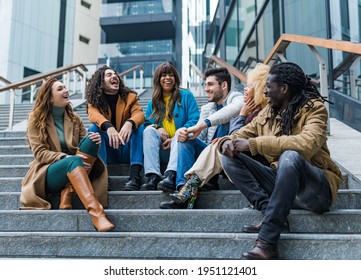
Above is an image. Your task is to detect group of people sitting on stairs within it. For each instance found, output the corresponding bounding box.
[20,60,343,260]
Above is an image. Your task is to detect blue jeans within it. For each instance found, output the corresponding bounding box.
[88,123,144,166]
[222,150,332,244]
[175,138,208,187]
[143,126,170,176]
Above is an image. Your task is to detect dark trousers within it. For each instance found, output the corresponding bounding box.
[221,150,332,244]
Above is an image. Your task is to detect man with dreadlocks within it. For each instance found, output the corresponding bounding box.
[219,62,343,259]
[87,65,145,191]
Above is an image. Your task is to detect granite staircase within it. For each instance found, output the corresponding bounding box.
[0,94,360,259]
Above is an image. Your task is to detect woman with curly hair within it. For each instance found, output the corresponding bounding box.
[140,61,199,190]
[87,65,145,191]
[20,78,114,232]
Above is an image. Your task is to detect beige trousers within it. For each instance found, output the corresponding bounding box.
[184,141,223,187]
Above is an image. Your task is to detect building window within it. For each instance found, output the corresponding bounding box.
[79,35,90,44]
[81,0,91,9]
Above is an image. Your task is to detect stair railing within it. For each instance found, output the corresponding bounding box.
[0,64,88,130]
[208,55,247,83]
[118,65,144,94]
[189,61,205,96]
[0,76,11,85]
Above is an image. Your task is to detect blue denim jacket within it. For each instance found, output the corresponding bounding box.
[144,89,200,129]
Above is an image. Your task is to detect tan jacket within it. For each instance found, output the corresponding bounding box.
[20,111,108,209]
[87,92,144,131]
[220,99,343,200]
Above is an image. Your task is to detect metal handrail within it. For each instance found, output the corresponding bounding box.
[208,55,247,83]
[0,64,88,93]
[1,64,88,131]
[264,33,361,65]
[0,76,11,85]
[118,65,144,93]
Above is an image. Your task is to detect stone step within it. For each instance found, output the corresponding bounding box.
[0,131,26,138]
[0,146,31,155]
[0,155,33,165]
[1,189,360,210]
[0,137,28,146]
[0,209,361,234]
[0,231,360,259]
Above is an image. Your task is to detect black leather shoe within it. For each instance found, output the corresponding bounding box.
[159,200,188,209]
[140,174,160,191]
[242,218,289,233]
[199,174,219,191]
[157,170,176,192]
[242,238,278,260]
[120,177,141,191]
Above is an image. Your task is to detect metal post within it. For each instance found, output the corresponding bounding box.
[8,89,15,130]
[81,71,86,100]
[133,70,136,90]
[30,84,36,103]
[349,57,360,100]
[140,69,144,90]
[308,45,330,134]
[72,71,77,96]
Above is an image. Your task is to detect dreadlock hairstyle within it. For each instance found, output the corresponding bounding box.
[149,61,181,123]
[85,65,133,114]
[269,62,325,136]
[204,67,232,93]
[28,77,75,143]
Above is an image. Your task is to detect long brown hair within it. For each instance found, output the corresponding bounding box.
[150,62,181,123]
[28,77,74,142]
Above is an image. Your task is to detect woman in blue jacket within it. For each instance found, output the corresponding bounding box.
[141,62,199,190]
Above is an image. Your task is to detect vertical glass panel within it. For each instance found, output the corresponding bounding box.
[225,4,238,63]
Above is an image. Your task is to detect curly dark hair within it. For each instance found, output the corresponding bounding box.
[85,65,133,114]
[149,61,181,123]
[269,62,326,135]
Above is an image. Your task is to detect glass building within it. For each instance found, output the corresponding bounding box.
[98,0,182,87]
[186,0,361,130]
[0,0,100,103]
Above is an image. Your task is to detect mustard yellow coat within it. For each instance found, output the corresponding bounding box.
[220,99,343,201]
[20,110,108,210]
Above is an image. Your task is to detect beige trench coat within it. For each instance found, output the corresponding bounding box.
[20,110,108,209]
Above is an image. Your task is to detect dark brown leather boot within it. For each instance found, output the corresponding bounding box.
[67,166,115,232]
[59,183,74,209]
[242,238,278,260]
[242,217,289,233]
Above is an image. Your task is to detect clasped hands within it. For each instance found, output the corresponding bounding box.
[221,137,250,158]
[106,121,133,149]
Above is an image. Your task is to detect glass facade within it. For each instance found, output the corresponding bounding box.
[100,0,180,86]
[101,0,173,17]
[200,0,360,97]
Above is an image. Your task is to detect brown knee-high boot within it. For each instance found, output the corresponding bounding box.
[59,150,96,209]
[67,166,115,232]
[76,149,97,175]
[59,183,74,209]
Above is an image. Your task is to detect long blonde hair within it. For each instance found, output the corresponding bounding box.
[247,63,270,109]
[28,77,74,142]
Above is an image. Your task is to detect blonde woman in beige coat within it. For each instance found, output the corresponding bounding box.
[20,77,114,232]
